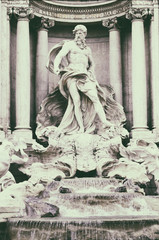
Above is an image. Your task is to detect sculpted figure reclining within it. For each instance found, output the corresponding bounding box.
[36,24,126,140]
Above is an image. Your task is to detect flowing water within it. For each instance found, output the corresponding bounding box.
[7,216,159,240]
[3,178,159,239]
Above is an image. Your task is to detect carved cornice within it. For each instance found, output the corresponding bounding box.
[29,0,130,23]
[126,8,149,21]
[13,7,34,20]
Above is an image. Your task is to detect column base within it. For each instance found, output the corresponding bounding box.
[13,128,33,143]
[131,128,153,141]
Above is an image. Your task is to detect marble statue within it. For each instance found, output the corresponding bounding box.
[36,24,126,140]
[0,136,32,193]
[0,139,15,192]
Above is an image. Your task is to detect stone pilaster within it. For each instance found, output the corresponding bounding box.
[36,17,54,115]
[126,8,151,139]
[150,2,159,140]
[0,4,12,141]
[0,0,2,140]
[13,7,34,141]
[102,17,123,105]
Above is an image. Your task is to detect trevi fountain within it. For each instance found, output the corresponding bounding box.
[1,0,159,239]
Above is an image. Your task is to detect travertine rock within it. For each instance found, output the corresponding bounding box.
[25,199,59,218]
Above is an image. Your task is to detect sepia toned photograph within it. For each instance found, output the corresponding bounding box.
[0,0,159,239]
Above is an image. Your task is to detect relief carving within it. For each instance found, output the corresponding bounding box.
[126,8,149,21]
[33,17,55,30]
[4,0,154,22]
[102,17,120,30]
[40,17,54,29]
[29,0,130,22]
[13,7,34,20]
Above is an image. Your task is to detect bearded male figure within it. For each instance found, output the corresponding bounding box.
[36,25,126,139]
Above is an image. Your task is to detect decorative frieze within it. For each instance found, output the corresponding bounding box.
[3,0,155,23]
[29,0,130,22]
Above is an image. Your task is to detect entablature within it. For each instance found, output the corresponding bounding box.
[29,0,130,23]
[2,0,155,23]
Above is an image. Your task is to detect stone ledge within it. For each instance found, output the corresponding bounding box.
[8,215,159,222]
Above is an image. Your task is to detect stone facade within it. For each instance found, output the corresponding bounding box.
[1,0,159,141]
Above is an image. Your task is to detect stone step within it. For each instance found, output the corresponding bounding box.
[7,216,159,240]
[50,177,124,195]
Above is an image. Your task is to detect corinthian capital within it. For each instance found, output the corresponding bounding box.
[102,17,119,30]
[13,7,34,20]
[126,8,149,21]
[39,17,55,30]
[33,17,55,31]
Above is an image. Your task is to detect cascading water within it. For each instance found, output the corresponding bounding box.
[1,132,159,239]
[4,178,159,240]
[7,217,159,240]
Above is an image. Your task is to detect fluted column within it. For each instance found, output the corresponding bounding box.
[150,2,159,139]
[102,18,123,105]
[36,18,54,114]
[13,8,33,140]
[127,8,151,138]
[0,4,11,141]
